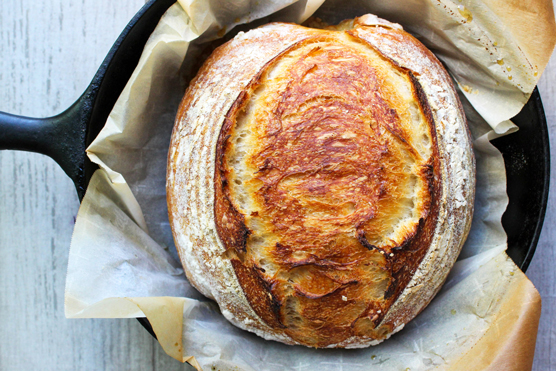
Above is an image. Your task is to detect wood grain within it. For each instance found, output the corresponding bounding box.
[0,0,191,369]
[0,0,554,370]
[530,51,556,371]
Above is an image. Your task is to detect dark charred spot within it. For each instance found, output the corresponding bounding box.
[356,229,381,252]
[384,276,397,300]
[254,264,266,273]
[231,259,285,329]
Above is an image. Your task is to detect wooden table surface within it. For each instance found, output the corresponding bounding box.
[0,1,554,370]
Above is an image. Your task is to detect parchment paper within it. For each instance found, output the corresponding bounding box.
[65,1,555,369]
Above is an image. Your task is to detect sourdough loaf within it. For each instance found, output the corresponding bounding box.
[167,14,475,348]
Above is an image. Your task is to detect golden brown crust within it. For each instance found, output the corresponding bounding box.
[214,31,443,346]
[168,15,475,348]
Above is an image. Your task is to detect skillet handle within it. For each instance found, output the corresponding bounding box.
[0,97,87,197]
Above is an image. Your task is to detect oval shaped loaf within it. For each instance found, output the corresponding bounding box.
[167,15,475,348]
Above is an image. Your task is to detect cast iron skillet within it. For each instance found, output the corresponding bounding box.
[0,0,550,345]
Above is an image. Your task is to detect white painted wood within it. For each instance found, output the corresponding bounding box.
[0,1,554,369]
[529,50,556,371]
[0,0,192,369]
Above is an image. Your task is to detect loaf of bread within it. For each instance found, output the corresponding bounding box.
[167,14,475,348]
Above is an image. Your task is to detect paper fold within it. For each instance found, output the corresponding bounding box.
[448,266,542,371]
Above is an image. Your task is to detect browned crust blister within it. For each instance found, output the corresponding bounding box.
[167,15,475,348]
